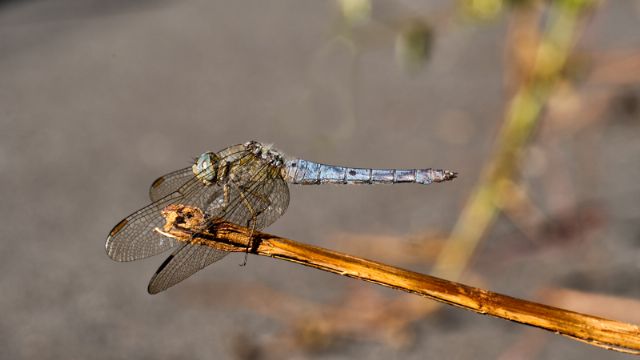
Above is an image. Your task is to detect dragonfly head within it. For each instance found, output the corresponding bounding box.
[192,152,218,184]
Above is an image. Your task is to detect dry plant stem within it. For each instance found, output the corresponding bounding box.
[162,214,640,354]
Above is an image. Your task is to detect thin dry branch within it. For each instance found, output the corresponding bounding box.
[159,204,640,355]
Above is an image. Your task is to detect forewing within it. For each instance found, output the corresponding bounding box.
[106,177,225,262]
[147,243,228,294]
[146,167,289,294]
[106,145,289,263]
[149,167,194,202]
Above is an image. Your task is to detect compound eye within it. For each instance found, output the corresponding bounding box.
[195,152,213,168]
[193,152,217,183]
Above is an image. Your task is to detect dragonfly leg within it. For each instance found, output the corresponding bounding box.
[232,184,264,266]
[223,183,230,208]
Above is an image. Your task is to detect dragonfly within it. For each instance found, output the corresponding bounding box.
[105,141,457,294]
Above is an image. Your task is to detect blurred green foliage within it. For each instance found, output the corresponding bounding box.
[395,20,434,73]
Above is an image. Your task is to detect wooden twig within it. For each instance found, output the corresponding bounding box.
[160,205,640,354]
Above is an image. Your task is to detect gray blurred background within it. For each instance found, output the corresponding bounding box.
[1,0,639,359]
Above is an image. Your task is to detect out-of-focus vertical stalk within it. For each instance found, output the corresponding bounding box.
[432,1,596,280]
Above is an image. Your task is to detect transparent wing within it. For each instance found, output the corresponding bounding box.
[216,169,289,230]
[106,177,226,262]
[106,148,253,262]
[107,143,292,294]
[147,243,228,294]
[149,167,194,202]
[145,162,290,293]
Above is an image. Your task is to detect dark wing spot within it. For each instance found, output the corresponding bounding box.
[109,218,128,237]
[349,170,356,176]
[151,176,166,189]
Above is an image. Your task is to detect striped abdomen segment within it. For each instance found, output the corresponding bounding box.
[282,159,457,185]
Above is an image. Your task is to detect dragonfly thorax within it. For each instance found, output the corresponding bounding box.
[244,141,285,167]
[192,152,219,185]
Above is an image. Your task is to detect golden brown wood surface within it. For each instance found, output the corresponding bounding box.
[160,205,640,354]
